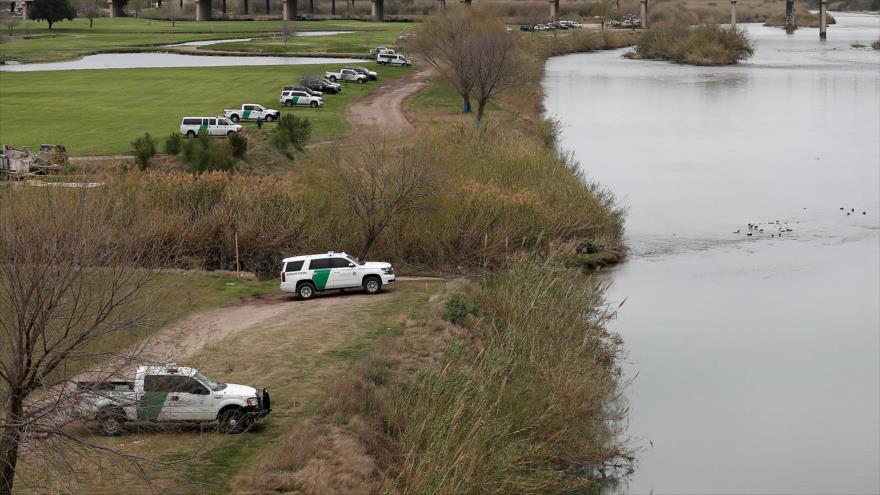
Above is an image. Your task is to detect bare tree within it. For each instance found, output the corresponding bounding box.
[0,186,177,494]
[466,14,535,124]
[163,0,181,26]
[413,9,534,123]
[410,9,477,114]
[328,141,442,259]
[591,0,612,28]
[280,19,296,47]
[75,0,102,27]
[4,15,20,37]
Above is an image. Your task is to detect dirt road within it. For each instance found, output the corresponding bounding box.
[344,66,433,142]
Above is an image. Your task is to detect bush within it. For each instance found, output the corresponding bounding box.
[873,40,880,50]
[633,21,753,65]
[164,132,182,155]
[442,292,482,325]
[181,134,234,174]
[131,132,157,171]
[228,132,248,159]
[271,114,311,154]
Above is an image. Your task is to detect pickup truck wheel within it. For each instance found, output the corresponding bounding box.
[187,130,196,138]
[219,408,250,434]
[363,276,381,295]
[265,114,275,122]
[98,410,126,436]
[297,282,316,300]
[284,100,293,107]
[230,115,240,122]
[310,101,318,108]
[227,131,234,137]
[357,78,365,84]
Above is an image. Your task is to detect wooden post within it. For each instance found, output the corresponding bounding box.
[819,0,827,39]
[640,0,647,28]
[234,232,241,278]
[730,0,736,29]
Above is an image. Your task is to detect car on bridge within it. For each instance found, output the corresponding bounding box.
[179,117,243,138]
[325,68,368,84]
[223,104,280,123]
[279,251,395,300]
[279,89,324,108]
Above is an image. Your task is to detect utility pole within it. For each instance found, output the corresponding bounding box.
[819,0,828,39]
[784,0,795,34]
[640,0,647,28]
[730,0,736,29]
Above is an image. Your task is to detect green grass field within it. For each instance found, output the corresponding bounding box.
[1,18,410,62]
[0,62,410,155]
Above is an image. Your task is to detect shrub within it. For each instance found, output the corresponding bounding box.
[873,40,880,50]
[181,134,234,174]
[442,292,482,325]
[131,132,158,171]
[228,132,248,159]
[271,114,311,154]
[634,20,753,65]
[164,132,182,155]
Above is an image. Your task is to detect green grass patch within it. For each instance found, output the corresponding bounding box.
[0,63,412,155]
[1,18,412,62]
[557,250,621,270]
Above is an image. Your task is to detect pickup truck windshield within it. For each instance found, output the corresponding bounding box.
[195,371,226,391]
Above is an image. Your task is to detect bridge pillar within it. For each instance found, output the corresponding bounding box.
[195,0,212,20]
[783,0,795,33]
[371,0,383,21]
[282,0,295,19]
[265,0,269,13]
[436,0,444,10]
[549,0,558,21]
[21,0,32,18]
[107,0,123,17]
[640,0,647,28]
[242,0,248,13]
[346,0,353,13]
[729,0,736,29]
[819,0,827,39]
[221,0,226,13]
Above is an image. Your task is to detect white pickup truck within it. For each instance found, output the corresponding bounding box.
[72,364,270,435]
[325,68,367,84]
[223,104,280,123]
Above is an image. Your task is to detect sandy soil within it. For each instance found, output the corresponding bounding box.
[343,66,433,143]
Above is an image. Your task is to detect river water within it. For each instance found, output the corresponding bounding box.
[544,12,880,494]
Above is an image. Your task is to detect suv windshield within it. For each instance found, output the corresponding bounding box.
[195,371,226,391]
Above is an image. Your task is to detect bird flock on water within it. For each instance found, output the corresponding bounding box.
[733,207,868,239]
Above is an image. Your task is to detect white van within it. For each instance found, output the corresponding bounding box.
[179,117,243,138]
[376,53,412,67]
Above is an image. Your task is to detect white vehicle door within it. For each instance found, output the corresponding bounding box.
[326,258,358,289]
[208,117,220,136]
[165,375,214,420]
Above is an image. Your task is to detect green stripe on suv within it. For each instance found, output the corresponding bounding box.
[312,269,331,290]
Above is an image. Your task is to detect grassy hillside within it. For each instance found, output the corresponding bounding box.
[0,63,410,155]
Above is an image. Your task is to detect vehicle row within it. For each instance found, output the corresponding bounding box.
[520,20,584,31]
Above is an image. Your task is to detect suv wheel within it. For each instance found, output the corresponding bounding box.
[297,282,316,300]
[310,101,318,108]
[363,277,381,295]
[357,78,365,84]
[329,76,337,82]
[265,114,275,122]
[285,100,293,107]
[98,409,125,436]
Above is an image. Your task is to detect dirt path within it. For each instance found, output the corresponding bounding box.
[343,66,433,143]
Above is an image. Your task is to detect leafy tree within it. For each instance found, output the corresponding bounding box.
[29,0,76,30]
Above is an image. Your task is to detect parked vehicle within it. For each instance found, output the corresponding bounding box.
[520,24,536,31]
[376,53,411,67]
[300,77,342,94]
[369,46,394,58]
[223,104,280,123]
[279,89,324,108]
[180,117,242,137]
[279,251,395,300]
[72,364,271,435]
[325,68,367,84]
[343,66,378,80]
[282,85,323,97]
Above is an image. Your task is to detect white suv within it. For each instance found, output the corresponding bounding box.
[280,251,395,299]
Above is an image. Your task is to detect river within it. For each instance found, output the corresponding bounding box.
[543,12,880,494]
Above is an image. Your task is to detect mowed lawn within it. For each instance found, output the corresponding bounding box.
[0,63,411,155]
[1,18,409,62]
